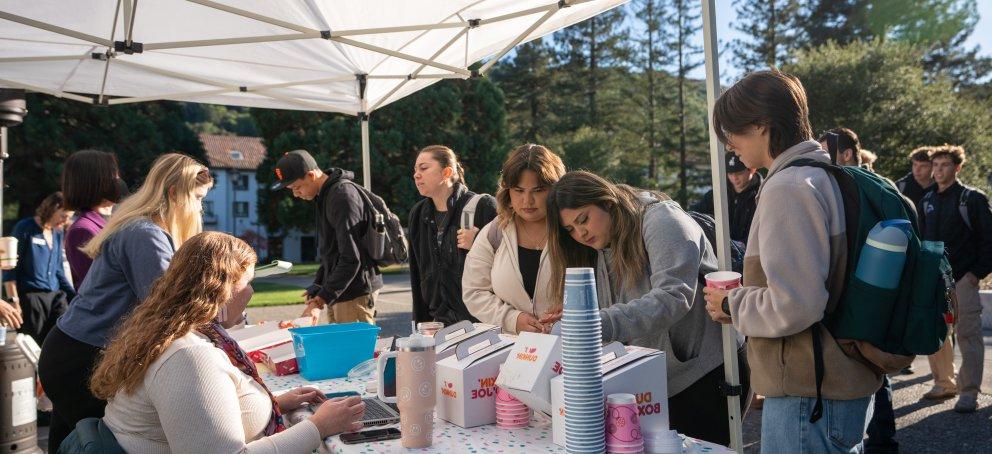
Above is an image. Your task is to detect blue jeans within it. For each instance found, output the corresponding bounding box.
[761,395,874,454]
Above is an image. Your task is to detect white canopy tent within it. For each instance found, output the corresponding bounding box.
[0,0,743,450]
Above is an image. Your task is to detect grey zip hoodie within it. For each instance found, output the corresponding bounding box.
[596,194,742,395]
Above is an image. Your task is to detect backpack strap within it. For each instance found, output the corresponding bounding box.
[959,187,973,231]
[486,222,503,251]
[460,194,483,230]
[809,323,826,423]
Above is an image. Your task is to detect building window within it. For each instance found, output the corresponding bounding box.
[232,174,249,191]
[229,150,244,160]
[233,202,249,218]
[203,201,215,216]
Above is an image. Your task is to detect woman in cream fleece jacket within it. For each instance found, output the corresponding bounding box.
[463,144,566,334]
[88,232,364,453]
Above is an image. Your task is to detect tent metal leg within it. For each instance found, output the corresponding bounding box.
[360,114,371,191]
[701,0,744,451]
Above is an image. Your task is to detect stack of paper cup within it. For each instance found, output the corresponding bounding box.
[606,393,644,453]
[643,429,684,454]
[561,267,606,453]
[495,386,531,429]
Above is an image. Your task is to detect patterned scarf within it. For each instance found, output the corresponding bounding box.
[197,322,286,435]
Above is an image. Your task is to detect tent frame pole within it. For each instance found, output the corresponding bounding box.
[701,0,744,451]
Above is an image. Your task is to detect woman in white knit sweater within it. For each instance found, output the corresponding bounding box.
[462,144,566,334]
[90,232,365,453]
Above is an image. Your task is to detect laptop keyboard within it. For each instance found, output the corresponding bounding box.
[361,398,400,426]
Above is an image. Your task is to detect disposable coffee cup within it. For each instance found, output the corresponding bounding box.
[0,237,17,270]
[417,321,445,337]
[704,271,741,290]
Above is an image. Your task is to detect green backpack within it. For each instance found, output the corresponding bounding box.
[785,159,956,422]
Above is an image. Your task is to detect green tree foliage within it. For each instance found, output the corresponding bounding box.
[731,0,805,71]
[5,95,205,221]
[252,77,506,234]
[802,0,989,86]
[182,103,259,136]
[490,41,554,144]
[784,39,992,190]
[665,0,705,206]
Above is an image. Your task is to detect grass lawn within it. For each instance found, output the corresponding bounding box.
[285,262,408,276]
[249,281,306,307]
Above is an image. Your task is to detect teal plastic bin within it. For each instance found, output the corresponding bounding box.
[290,323,380,380]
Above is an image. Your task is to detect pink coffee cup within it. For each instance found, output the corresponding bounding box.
[606,394,643,445]
[705,271,742,290]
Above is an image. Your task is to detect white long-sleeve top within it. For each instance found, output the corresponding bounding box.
[103,332,321,454]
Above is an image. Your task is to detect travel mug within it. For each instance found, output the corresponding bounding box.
[394,334,436,448]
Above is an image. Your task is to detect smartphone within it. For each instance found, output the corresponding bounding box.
[339,428,402,444]
[324,390,360,400]
[381,355,396,399]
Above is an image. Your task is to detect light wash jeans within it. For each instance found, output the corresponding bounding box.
[761,395,874,454]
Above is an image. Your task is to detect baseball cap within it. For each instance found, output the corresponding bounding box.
[726,152,747,173]
[270,149,319,190]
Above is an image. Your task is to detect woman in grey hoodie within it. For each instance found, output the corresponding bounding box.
[544,171,749,445]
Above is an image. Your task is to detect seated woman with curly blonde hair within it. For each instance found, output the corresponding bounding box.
[89,232,365,453]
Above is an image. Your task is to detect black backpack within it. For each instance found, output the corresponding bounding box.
[338,180,409,267]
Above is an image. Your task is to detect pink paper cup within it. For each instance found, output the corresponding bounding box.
[705,271,742,290]
[605,402,643,445]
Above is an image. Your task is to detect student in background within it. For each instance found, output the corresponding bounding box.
[918,145,992,413]
[692,152,761,244]
[271,150,382,325]
[409,145,497,327]
[62,149,126,290]
[463,144,565,333]
[896,147,935,207]
[819,127,861,167]
[3,192,75,344]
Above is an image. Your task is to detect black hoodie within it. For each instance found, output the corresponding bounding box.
[408,183,497,325]
[691,172,762,244]
[306,168,383,305]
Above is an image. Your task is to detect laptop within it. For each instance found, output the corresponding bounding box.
[307,397,399,427]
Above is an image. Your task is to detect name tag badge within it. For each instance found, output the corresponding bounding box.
[31,237,47,246]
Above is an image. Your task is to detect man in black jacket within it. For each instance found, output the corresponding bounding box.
[692,152,761,244]
[896,146,935,207]
[918,145,992,413]
[272,150,382,324]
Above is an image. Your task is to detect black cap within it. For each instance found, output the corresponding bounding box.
[726,152,747,173]
[271,149,319,190]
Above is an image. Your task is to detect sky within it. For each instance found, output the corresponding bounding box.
[687,0,992,81]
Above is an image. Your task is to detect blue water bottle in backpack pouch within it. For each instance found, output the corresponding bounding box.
[854,219,912,289]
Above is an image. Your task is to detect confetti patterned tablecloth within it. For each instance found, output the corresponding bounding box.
[262,371,734,453]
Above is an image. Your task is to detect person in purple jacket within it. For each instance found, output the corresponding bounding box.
[61,149,127,290]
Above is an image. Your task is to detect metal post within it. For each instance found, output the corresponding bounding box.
[701,0,744,451]
[0,127,6,289]
[360,114,371,191]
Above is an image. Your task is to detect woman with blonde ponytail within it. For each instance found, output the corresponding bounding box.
[38,153,214,452]
[84,232,364,453]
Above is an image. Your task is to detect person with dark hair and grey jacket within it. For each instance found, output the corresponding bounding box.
[544,170,749,446]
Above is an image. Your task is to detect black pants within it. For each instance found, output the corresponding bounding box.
[38,326,106,453]
[18,289,68,346]
[865,375,898,453]
[668,346,751,446]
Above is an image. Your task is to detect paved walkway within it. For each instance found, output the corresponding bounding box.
[248,272,992,453]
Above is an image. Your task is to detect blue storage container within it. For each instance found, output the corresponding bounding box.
[290,323,380,380]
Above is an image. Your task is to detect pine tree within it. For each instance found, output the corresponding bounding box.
[731,0,805,71]
[665,0,703,207]
[490,41,554,143]
[552,8,630,130]
[631,0,672,182]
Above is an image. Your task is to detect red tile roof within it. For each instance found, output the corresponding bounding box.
[199,134,267,170]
